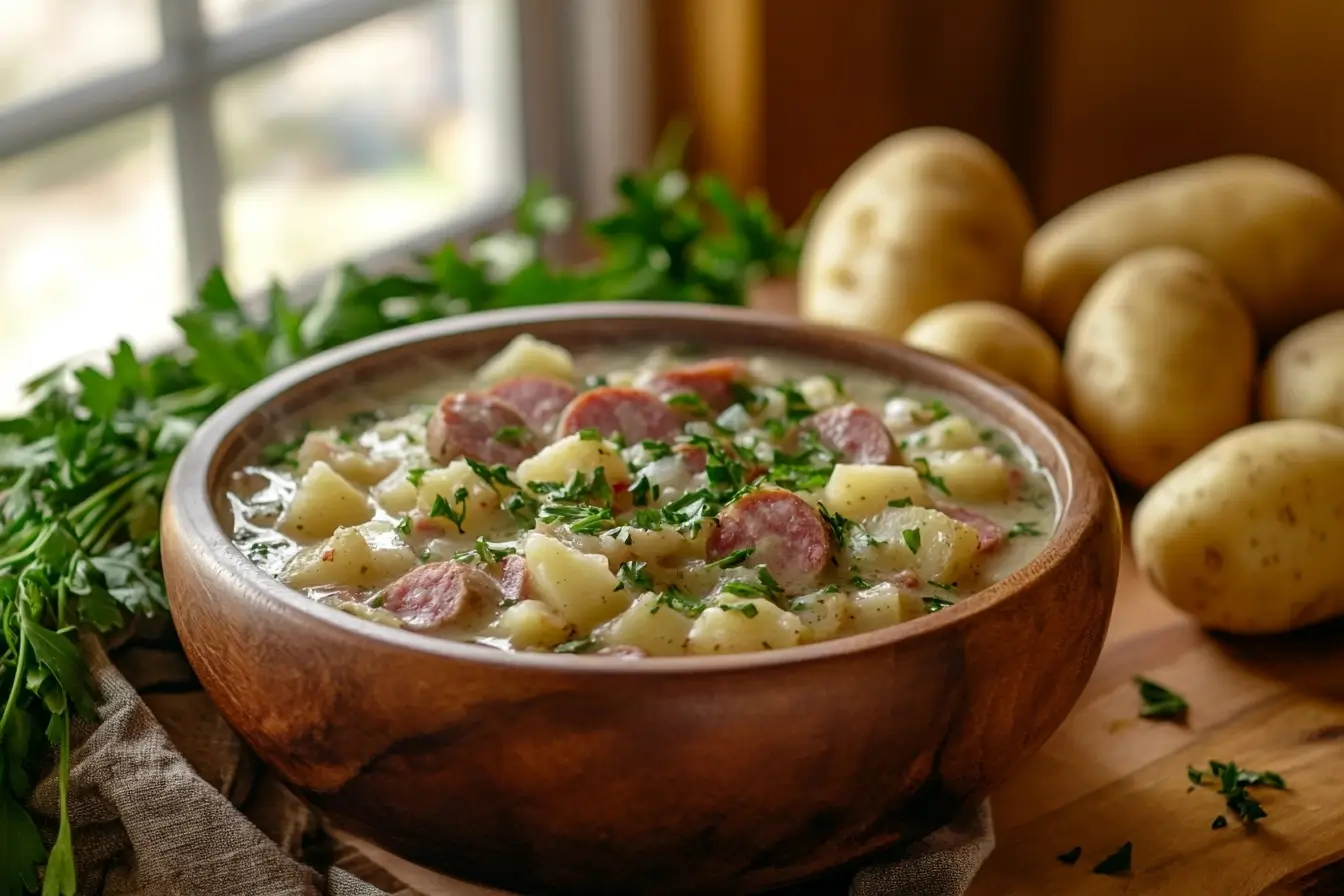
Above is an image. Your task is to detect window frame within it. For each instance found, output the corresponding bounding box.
[0,0,610,291]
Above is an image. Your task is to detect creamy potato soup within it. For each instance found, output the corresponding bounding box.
[229,334,1057,657]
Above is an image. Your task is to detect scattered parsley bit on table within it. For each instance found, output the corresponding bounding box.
[1212,815,1228,830]
[1091,841,1133,875]
[1187,760,1286,825]
[1134,675,1189,720]
[1056,846,1083,865]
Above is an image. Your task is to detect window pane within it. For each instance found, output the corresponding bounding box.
[217,0,523,294]
[0,110,185,412]
[0,1,159,109]
[203,0,315,33]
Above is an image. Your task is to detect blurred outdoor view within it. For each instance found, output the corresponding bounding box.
[0,0,521,410]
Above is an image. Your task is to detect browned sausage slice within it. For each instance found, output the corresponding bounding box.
[499,553,531,603]
[557,386,682,443]
[379,561,502,630]
[427,392,542,466]
[800,403,896,464]
[487,376,577,433]
[936,503,1005,552]
[706,489,833,594]
[645,358,752,412]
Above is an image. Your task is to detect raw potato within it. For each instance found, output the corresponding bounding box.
[514,433,630,490]
[1132,420,1344,634]
[903,302,1064,406]
[854,506,979,584]
[799,127,1034,338]
[1024,155,1344,339]
[1259,311,1344,427]
[524,533,627,632]
[278,461,373,540]
[687,600,804,654]
[1063,248,1257,487]
[597,593,693,656]
[823,463,927,519]
[476,334,574,385]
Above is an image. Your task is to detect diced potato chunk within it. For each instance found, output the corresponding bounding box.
[281,522,416,589]
[687,599,804,654]
[798,375,842,410]
[494,599,570,650]
[855,506,980,584]
[416,461,511,536]
[847,582,914,633]
[917,415,980,451]
[297,429,398,486]
[597,593,693,656]
[278,461,373,540]
[524,533,628,631]
[476,334,575,385]
[515,434,630,490]
[372,467,419,514]
[790,590,850,643]
[920,447,1010,502]
[823,464,927,519]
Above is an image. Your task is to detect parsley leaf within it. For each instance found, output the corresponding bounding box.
[1212,815,1228,830]
[923,398,951,421]
[615,560,654,593]
[1057,846,1082,866]
[888,497,913,508]
[1091,842,1132,875]
[1007,520,1044,538]
[406,467,426,488]
[720,601,760,618]
[493,425,528,446]
[453,536,516,565]
[901,527,922,554]
[1134,676,1189,721]
[429,487,470,533]
[927,579,956,592]
[911,457,950,496]
[554,636,598,654]
[707,547,754,569]
[923,597,954,613]
[653,587,708,617]
[667,392,713,418]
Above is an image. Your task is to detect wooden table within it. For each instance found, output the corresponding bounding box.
[347,288,1344,894]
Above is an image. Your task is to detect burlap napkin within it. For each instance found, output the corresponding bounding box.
[24,621,993,896]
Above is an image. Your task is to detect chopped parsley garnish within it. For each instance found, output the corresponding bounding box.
[394,516,412,536]
[554,636,598,654]
[1212,815,1228,830]
[888,497,913,508]
[720,601,760,618]
[453,536,516,565]
[707,547,754,569]
[1135,676,1188,720]
[1187,765,1207,786]
[465,458,518,491]
[653,587,708,617]
[429,487,470,533]
[721,567,784,599]
[901,527,922,554]
[728,381,765,413]
[927,579,956,592]
[850,575,872,589]
[493,425,528,446]
[581,374,608,390]
[614,560,654,593]
[639,439,673,460]
[775,382,815,422]
[537,502,614,535]
[911,457,950,495]
[406,467,426,488]
[923,597,954,613]
[824,374,846,395]
[667,392,714,417]
[1091,842,1132,875]
[630,474,655,507]
[260,434,303,466]
[504,491,539,526]
[923,398,951,421]
[818,504,849,546]
[531,467,613,505]
[577,427,602,441]
[1057,846,1082,866]
[1188,760,1286,825]
[1007,520,1044,538]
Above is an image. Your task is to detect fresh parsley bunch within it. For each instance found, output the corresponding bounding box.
[0,143,804,895]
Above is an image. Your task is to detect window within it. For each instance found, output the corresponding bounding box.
[0,0,643,410]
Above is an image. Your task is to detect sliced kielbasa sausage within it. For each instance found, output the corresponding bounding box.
[557,386,682,443]
[936,503,1005,552]
[499,553,531,603]
[426,392,542,467]
[800,403,896,464]
[379,561,503,630]
[645,358,752,412]
[706,489,833,594]
[487,376,577,433]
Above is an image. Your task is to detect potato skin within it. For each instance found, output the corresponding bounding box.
[903,301,1064,406]
[1260,311,1344,427]
[1063,247,1256,487]
[1024,155,1344,339]
[1132,420,1344,634]
[799,127,1033,338]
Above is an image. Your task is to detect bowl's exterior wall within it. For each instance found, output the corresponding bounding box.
[163,490,1118,895]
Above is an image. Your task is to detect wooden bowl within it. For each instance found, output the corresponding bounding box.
[161,303,1120,895]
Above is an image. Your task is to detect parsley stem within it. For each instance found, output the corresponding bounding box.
[0,525,55,571]
[67,468,143,523]
[0,623,27,754]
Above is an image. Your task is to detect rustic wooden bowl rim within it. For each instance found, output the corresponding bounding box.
[169,301,1103,675]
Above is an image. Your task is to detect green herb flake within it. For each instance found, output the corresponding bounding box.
[554,636,598,654]
[720,601,760,618]
[1008,520,1044,538]
[1091,842,1132,875]
[394,516,412,536]
[850,575,873,589]
[927,579,957,592]
[911,457,950,496]
[888,497,913,508]
[1134,676,1189,721]
[1057,846,1082,866]
[707,547,754,569]
[923,597,954,613]
[923,398,951,421]
[1212,815,1228,830]
[493,425,528,446]
[581,374,608,391]
[578,428,602,441]
[614,560,654,593]
[429,488,470,533]
[901,527,921,554]
[666,392,713,418]
[406,467,427,488]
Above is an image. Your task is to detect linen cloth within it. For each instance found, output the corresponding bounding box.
[25,621,993,896]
